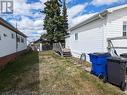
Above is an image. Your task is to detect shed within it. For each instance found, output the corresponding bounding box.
[32,38,51,51]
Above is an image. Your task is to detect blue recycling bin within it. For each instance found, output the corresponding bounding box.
[89,53,111,77]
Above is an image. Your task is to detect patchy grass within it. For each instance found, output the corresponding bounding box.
[0,51,125,95]
[0,51,39,91]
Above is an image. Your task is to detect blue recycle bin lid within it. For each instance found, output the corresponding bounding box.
[89,52,111,57]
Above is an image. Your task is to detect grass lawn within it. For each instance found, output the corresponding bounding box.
[0,51,125,95]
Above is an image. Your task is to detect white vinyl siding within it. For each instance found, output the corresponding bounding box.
[105,8,127,55]
[68,19,104,61]
[0,24,27,57]
[0,25,17,57]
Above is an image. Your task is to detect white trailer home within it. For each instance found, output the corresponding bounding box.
[0,18,27,64]
[66,4,127,61]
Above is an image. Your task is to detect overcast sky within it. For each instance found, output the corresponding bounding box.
[1,0,127,42]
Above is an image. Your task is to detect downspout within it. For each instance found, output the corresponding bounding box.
[99,13,104,19]
[16,33,18,52]
[98,13,106,53]
[98,10,109,19]
[98,10,113,53]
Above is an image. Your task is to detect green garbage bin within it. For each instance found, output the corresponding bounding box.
[107,57,127,91]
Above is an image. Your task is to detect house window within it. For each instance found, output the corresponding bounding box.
[11,34,14,39]
[123,21,127,36]
[21,37,24,43]
[17,36,20,42]
[3,33,7,37]
[75,33,78,40]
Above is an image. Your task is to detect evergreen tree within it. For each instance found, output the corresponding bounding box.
[43,0,64,43]
[43,0,54,43]
[62,0,68,36]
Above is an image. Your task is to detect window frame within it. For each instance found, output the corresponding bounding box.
[11,33,14,39]
[123,21,127,36]
[3,33,7,37]
[0,35,1,40]
[17,36,20,43]
[21,37,24,43]
[75,33,78,40]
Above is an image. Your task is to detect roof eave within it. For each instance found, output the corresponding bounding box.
[69,10,109,31]
[0,18,27,38]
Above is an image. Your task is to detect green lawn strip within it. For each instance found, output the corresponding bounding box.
[0,51,39,91]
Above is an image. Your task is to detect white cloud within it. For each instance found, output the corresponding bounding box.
[17,16,44,34]
[68,3,88,18]
[40,0,47,3]
[3,0,45,42]
[66,0,76,3]
[9,15,45,42]
[67,3,92,28]
[13,0,43,17]
[92,0,124,6]
[13,0,30,15]
[70,13,97,27]
[34,19,43,27]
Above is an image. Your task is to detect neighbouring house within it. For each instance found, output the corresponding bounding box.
[30,38,51,51]
[0,18,27,65]
[66,4,127,61]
